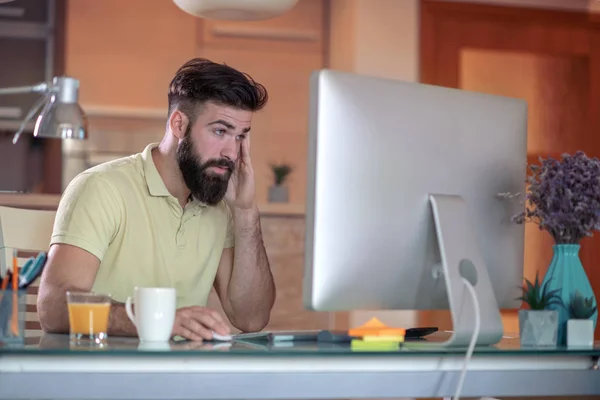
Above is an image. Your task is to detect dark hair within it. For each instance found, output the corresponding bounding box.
[168,58,268,122]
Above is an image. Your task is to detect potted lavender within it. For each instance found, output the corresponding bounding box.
[513,151,599,345]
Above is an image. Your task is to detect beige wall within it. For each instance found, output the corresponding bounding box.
[329,0,419,82]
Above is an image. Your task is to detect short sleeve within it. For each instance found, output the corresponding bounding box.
[224,204,234,249]
[50,172,122,261]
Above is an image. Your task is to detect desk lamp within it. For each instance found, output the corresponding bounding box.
[0,76,88,144]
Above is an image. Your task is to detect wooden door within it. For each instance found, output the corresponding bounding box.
[419,0,600,339]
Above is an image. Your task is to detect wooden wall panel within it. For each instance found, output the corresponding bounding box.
[461,50,580,283]
[579,27,600,330]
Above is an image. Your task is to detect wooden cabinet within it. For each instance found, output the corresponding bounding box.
[0,0,55,123]
[65,0,197,110]
[0,0,56,193]
[198,0,325,54]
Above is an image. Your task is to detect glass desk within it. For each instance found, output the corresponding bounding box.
[1,332,599,399]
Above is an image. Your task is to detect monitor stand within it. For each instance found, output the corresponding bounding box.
[424,194,504,348]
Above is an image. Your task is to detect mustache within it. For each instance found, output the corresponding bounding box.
[202,158,235,172]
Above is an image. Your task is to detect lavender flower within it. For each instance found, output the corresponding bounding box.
[512,151,600,244]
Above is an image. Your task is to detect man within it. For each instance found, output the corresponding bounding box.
[37,58,276,341]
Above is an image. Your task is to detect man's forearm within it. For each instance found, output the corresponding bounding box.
[107,301,137,337]
[37,285,71,333]
[228,206,275,332]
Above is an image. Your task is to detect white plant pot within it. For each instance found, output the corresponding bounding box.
[268,185,289,203]
[518,309,558,347]
[567,319,594,348]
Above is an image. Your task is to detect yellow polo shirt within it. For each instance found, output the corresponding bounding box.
[51,143,234,308]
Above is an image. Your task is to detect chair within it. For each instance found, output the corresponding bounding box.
[0,206,56,339]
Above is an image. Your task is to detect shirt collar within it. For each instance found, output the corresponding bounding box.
[141,143,207,210]
[141,143,170,197]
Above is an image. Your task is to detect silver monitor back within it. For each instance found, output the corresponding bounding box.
[303,70,527,312]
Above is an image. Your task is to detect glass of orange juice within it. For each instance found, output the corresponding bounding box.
[66,291,111,344]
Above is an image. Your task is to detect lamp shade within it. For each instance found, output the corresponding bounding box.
[172,0,299,20]
[34,100,88,140]
[33,77,88,140]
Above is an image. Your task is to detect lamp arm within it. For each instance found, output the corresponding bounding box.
[0,82,49,96]
[12,92,51,145]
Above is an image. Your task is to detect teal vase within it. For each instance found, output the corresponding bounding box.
[542,244,597,345]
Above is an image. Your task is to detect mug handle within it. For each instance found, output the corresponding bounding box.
[125,296,136,326]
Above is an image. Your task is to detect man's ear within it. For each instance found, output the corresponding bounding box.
[169,110,189,140]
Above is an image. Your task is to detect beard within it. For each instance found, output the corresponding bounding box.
[176,133,235,206]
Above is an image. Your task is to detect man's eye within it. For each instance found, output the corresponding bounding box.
[236,135,246,141]
[215,129,225,136]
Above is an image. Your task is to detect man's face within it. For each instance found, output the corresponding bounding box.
[176,102,252,205]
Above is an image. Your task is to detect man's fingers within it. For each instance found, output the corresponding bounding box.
[181,317,213,340]
[173,324,204,342]
[207,311,230,335]
[189,309,230,335]
[242,138,251,164]
[175,307,231,339]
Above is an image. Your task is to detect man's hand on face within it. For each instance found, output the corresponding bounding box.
[225,137,256,211]
[171,306,231,341]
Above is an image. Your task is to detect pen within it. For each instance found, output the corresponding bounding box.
[18,252,46,289]
[12,249,18,291]
[11,249,18,335]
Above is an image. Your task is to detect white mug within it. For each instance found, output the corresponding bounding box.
[125,287,176,342]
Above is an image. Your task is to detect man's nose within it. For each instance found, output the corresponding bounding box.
[220,138,238,162]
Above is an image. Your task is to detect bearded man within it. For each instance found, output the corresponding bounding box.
[37,58,276,341]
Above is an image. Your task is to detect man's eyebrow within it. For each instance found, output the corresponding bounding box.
[208,119,251,133]
[208,119,235,129]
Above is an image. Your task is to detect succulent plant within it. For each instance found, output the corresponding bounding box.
[517,272,564,310]
[270,163,293,186]
[569,291,597,319]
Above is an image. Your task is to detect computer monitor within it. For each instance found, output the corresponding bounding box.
[303,70,528,347]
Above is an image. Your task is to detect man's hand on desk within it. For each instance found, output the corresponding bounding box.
[171,306,230,341]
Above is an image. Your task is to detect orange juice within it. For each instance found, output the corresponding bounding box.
[67,302,111,336]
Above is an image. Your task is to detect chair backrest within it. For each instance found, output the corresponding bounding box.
[0,206,55,271]
[0,206,56,339]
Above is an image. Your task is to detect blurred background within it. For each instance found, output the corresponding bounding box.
[1,0,599,340]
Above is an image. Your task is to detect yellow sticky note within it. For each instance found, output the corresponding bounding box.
[350,339,400,351]
[362,335,405,343]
